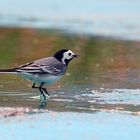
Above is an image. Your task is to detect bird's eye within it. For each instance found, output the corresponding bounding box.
[68,53,71,56]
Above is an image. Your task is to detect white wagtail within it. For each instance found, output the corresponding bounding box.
[0,49,78,106]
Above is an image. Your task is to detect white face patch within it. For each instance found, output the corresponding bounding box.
[62,50,75,64]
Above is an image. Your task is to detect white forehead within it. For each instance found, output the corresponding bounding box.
[66,50,74,55]
[63,50,75,57]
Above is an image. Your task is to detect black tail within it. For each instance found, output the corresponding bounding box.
[0,69,17,74]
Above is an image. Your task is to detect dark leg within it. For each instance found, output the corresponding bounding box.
[41,87,50,96]
[32,83,50,108]
[39,83,47,100]
[32,83,38,89]
[32,83,50,96]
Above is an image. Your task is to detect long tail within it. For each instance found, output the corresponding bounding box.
[0,69,17,74]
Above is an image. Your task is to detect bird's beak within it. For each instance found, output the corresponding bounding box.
[73,54,79,58]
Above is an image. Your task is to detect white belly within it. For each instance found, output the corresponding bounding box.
[20,73,62,84]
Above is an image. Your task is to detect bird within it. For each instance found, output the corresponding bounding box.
[0,49,78,107]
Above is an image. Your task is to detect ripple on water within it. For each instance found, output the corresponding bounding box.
[82,88,140,105]
[63,88,140,114]
[0,88,140,115]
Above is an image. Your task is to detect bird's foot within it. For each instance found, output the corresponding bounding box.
[40,92,50,101]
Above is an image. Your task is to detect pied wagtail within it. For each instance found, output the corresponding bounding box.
[0,49,78,106]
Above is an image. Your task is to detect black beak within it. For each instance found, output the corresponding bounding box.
[73,54,79,58]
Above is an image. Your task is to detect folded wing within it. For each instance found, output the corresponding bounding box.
[14,63,61,75]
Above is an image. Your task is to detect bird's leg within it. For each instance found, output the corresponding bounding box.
[32,83,50,96]
[32,83,50,108]
[41,87,50,96]
[39,83,50,109]
[32,83,46,99]
[39,83,47,100]
[32,83,39,89]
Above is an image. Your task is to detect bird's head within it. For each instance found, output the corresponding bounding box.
[54,49,78,65]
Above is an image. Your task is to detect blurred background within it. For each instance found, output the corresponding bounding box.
[0,0,140,111]
[0,1,140,140]
[0,0,140,40]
